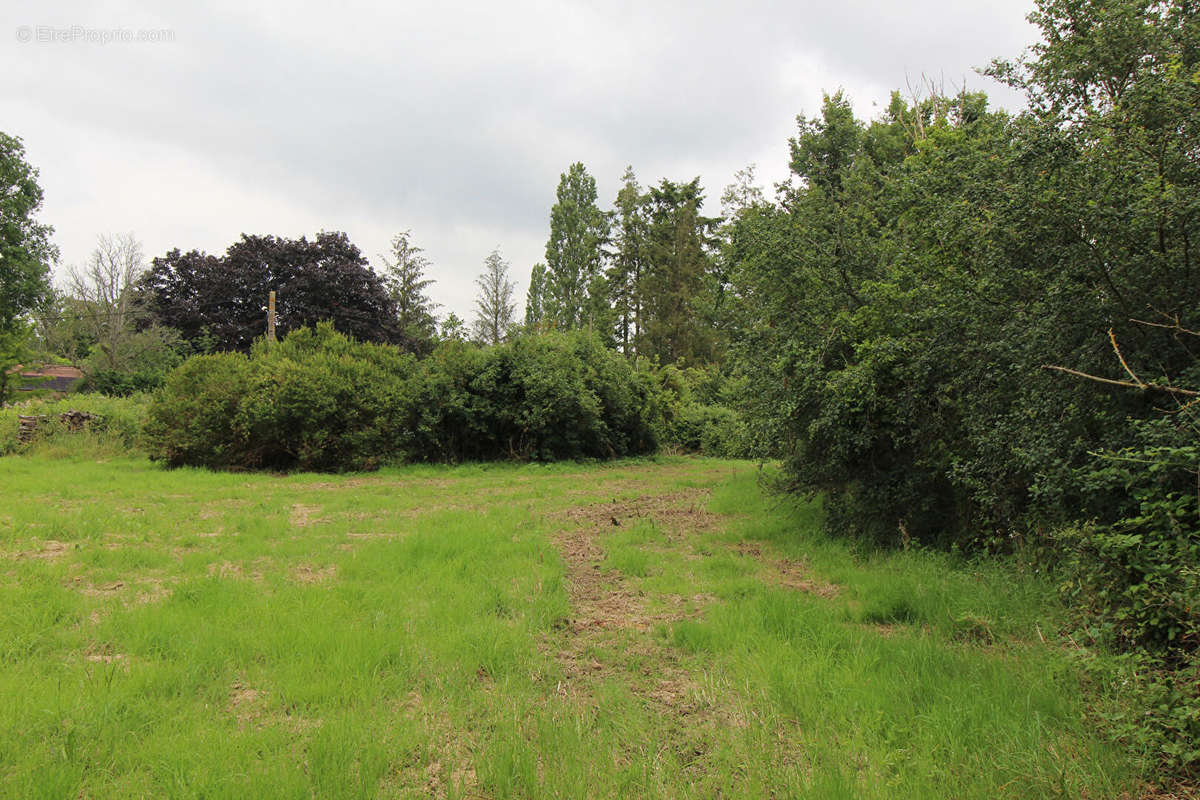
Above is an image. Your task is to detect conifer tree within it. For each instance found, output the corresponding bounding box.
[640,178,719,364]
[608,166,646,357]
[380,230,439,355]
[473,249,517,345]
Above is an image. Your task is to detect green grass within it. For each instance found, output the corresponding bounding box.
[0,455,1142,798]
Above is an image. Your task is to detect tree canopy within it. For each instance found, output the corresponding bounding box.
[0,132,55,334]
[380,230,439,356]
[544,162,609,331]
[0,132,56,402]
[137,231,400,353]
[473,249,516,345]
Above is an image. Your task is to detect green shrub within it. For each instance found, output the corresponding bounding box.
[144,326,658,471]
[1083,654,1200,778]
[145,326,416,471]
[143,352,255,468]
[641,362,749,457]
[235,340,415,471]
[1064,417,1200,660]
[78,369,167,397]
[417,331,657,463]
[1055,412,1200,778]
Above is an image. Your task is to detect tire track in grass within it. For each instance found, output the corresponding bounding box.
[548,488,753,775]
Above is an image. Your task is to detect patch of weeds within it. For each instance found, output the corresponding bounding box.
[952,613,996,645]
[860,593,921,625]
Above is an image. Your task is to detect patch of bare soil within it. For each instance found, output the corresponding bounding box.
[1130,783,1200,800]
[226,680,318,733]
[78,579,125,597]
[378,690,479,799]
[292,563,336,584]
[134,577,172,605]
[71,575,174,605]
[207,559,271,583]
[298,477,384,492]
[83,643,130,669]
[337,530,407,552]
[732,541,839,599]
[563,488,721,533]
[20,539,72,560]
[227,681,268,724]
[289,503,324,527]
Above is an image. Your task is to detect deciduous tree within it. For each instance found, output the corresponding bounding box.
[138,232,400,352]
[0,132,56,402]
[544,163,609,330]
[68,233,148,371]
[525,262,548,330]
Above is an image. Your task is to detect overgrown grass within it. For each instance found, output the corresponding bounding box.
[0,393,149,456]
[0,456,1143,797]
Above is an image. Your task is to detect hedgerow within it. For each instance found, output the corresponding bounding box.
[143,324,658,471]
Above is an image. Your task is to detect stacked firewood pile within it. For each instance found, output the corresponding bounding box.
[16,410,99,444]
[59,410,97,431]
[16,416,46,444]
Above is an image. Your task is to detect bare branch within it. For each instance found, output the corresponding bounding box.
[1108,328,1144,386]
[1042,364,1200,397]
[1130,317,1200,338]
[66,232,148,371]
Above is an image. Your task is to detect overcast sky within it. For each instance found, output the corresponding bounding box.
[3,0,1037,323]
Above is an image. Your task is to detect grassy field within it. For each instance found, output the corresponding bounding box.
[0,454,1141,798]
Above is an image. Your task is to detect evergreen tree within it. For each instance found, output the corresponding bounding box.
[608,166,646,357]
[583,270,615,345]
[439,312,467,343]
[473,249,517,345]
[640,178,719,365]
[544,162,609,329]
[380,230,439,355]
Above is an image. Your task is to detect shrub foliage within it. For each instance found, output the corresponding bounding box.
[144,324,657,471]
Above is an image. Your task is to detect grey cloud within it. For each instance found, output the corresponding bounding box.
[2,0,1038,319]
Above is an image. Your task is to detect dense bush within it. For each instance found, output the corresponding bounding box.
[1053,408,1200,777]
[644,363,750,458]
[403,330,657,463]
[1066,415,1200,659]
[78,368,168,397]
[144,325,657,471]
[144,327,414,471]
[721,0,1199,777]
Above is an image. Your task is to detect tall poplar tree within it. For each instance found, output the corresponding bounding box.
[544,162,609,330]
[525,262,548,330]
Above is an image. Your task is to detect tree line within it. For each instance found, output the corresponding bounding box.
[526,163,725,367]
[718,0,1199,778]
